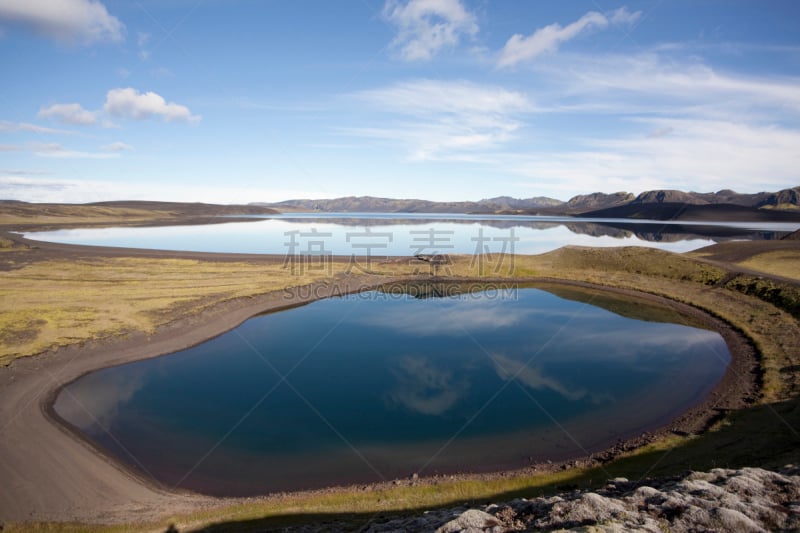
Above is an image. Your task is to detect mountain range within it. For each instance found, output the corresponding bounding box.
[256,187,800,221]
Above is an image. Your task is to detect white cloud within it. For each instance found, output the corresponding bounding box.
[100,141,132,152]
[497,7,641,68]
[348,79,531,160]
[355,78,531,116]
[486,47,800,196]
[562,53,800,115]
[608,6,640,25]
[383,0,478,61]
[0,0,124,45]
[0,120,75,135]
[37,103,97,125]
[509,118,800,195]
[0,169,49,176]
[103,88,201,123]
[598,118,800,190]
[32,142,119,159]
[0,176,329,204]
[0,176,76,194]
[137,31,150,60]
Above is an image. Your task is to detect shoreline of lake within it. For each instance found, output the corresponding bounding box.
[0,235,760,524]
[18,212,800,258]
[47,282,739,498]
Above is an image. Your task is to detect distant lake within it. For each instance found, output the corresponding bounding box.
[25,213,800,256]
[54,284,730,496]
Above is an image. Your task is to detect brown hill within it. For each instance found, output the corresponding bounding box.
[0,200,278,231]
[88,201,278,216]
[565,192,635,210]
[263,195,563,213]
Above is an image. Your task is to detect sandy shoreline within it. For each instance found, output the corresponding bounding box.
[0,265,400,522]
[0,237,759,524]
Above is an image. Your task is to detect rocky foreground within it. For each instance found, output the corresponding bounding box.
[359,467,799,532]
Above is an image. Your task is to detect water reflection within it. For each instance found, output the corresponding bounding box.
[54,367,146,431]
[360,299,525,335]
[490,352,589,402]
[25,213,800,256]
[54,284,731,496]
[387,356,470,416]
[276,216,793,243]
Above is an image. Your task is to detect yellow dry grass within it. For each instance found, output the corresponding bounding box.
[0,257,353,365]
[3,245,800,532]
[0,205,175,227]
[3,245,795,400]
[737,250,800,280]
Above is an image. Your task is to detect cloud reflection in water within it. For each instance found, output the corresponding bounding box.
[385,356,470,415]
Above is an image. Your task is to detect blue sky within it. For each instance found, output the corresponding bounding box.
[1,0,799,204]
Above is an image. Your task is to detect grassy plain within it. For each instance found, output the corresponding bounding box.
[0,201,276,230]
[0,256,355,366]
[0,203,203,230]
[2,241,798,390]
[734,250,800,280]
[1,230,799,532]
[0,244,730,365]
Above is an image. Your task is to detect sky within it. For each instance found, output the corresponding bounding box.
[1,0,799,204]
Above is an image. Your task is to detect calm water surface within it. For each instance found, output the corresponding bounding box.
[54,284,730,496]
[25,213,800,255]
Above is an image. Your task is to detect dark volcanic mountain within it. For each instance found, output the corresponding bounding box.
[629,188,799,208]
[581,187,800,221]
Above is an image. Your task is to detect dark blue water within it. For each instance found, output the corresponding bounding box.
[54,284,730,496]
